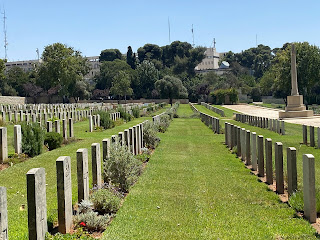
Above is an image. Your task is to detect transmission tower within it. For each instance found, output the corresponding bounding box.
[2,9,8,60]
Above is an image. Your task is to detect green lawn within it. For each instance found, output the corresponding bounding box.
[103,104,316,239]
[1,107,168,239]
[195,104,320,202]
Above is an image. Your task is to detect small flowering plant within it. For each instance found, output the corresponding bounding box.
[79,221,86,227]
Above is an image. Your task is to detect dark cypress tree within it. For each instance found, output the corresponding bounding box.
[126,46,136,69]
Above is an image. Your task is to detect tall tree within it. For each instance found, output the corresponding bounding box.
[37,43,89,99]
[99,49,122,62]
[95,59,133,90]
[126,46,136,69]
[137,44,162,63]
[155,75,188,105]
[134,60,159,98]
[5,66,29,96]
[272,42,320,103]
[110,71,133,104]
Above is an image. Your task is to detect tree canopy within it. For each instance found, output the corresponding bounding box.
[99,49,122,62]
[155,75,188,105]
[37,43,89,98]
[110,71,133,102]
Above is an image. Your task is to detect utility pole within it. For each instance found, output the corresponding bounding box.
[192,24,194,47]
[36,48,40,62]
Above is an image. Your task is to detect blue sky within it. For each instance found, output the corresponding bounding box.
[2,0,320,61]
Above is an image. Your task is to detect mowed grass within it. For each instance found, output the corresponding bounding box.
[103,104,316,239]
[195,104,320,199]
[0,107,168,239]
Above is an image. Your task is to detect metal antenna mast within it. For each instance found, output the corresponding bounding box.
[2,9,8,60]
[192,24,195,47]
[213,38,216,48]
[168,17,171,43]
[36,48,40,61]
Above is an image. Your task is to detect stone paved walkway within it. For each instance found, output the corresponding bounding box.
[223,104,320,127]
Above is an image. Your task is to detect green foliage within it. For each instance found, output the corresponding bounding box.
[222,44,273,79]
[21,123,45,157]
[157,114,171,133]
[155,75,188,105]
[90,188,122,214]
[259,70,275,96]
[96,111,114,129]
[103,142,142,192]
[4,66,29,96]
[272,42,320,103]
[137,44,162,62]
[37,43,89,97]
[110,71,133,100]
[44,132,63,150]
[288,189,320,213]
[117,107,132,122]
[134,60,159,98]
[73,211,111,232]
[95,59,133,90]
[132,107,140,118]
[99,49,122,62]
[212,88,238,104]
[126,46,136,69]
[143,121,160,149]
[45,230,95,240]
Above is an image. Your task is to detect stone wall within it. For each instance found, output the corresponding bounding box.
[26,97,189,104]
[0,96,26,105]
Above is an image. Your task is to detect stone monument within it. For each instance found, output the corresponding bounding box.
[279,44,313,118]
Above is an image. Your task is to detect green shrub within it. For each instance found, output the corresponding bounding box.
[46,230,95,240]
[103,142,142,192]
[143,121,160,149]
[22,123,45,157]
[44,132,63,150]
[117,107,133,122]
[90,188,122,214]
[288,189,320,213]
[158,114,171,132]
[73,211,111,232]
[132,107,140,118]
[96,111,114,129]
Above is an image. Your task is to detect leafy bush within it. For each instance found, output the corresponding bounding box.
[96,111,114,129]
[103,142,142,192]
[78,200,93,214]
[158,114,171,132]
[73,211,111,232]
[46,230,95,240]
[44,132,63,150]
[117,107,132,122]
[288,189,320,213]
[90,188,122,214]
[212,88,238,105]
[143,121,160,149]
[135,147,152,163]
[132,107,140,118]
[22,123,45,157]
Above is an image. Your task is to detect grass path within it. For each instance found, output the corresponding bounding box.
[103,105,316,239]
[0,107,169,239]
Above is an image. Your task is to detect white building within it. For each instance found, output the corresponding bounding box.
[195,47,220,70]
[5,56,101,80]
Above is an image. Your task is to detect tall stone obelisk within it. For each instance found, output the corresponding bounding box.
[291,44,299,96]
[279,44,313,118]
